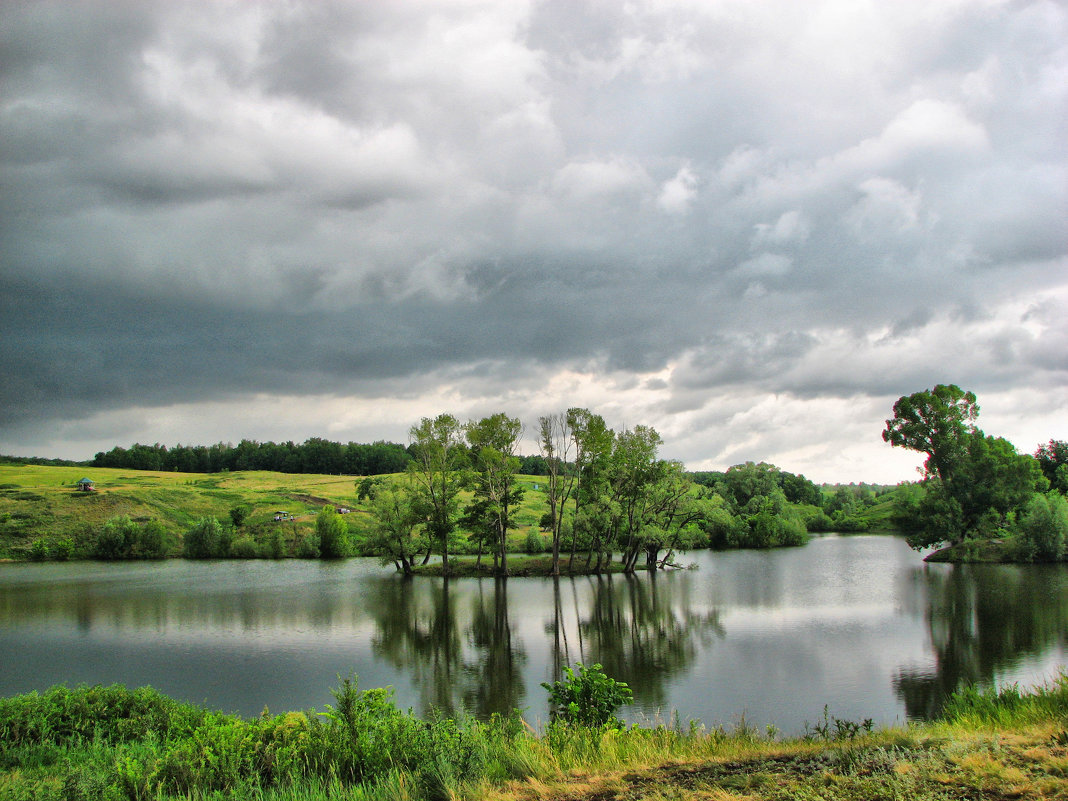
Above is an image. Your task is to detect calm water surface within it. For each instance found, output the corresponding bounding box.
[1,535,1066,733]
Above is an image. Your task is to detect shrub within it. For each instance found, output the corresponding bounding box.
[51,537,74,561]
[295,533,320,559]
[524,527,546,554]
[229,505,251,529]
[138,520,168,559]
[541,663,633,729]
[183,517,225,559]
[1015,492,1068,561]
[267,529,285,559]
[230,535,259,559]
[94,515,138,559]
[317,506,351,559]
[29,538,49,561]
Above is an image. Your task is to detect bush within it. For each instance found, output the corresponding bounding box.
[51,537,74,561]
[138,520,168,558]
[541,663,633,729]
[267,528,285,559]
[94,515,139,559]
[524,527,546,554]
[29,538,49,561]
[230,535,259,559]
[295,533,320,559]
[805,511,836,532]
[183,517,225,559]
[1015,492,1068,561]
[317,506,351,559]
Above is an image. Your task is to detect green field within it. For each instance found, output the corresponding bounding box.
[0,463,552,561]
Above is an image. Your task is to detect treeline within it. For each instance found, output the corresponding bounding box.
[0,454,89,468]
[90,438,414,476]
[89,439,552,477]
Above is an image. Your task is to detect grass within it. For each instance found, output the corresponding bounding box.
[0,465,400,560]
[3,676,1068,800]
[0,466,586,564]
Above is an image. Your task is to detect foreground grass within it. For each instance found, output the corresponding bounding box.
[4,676,1068,801]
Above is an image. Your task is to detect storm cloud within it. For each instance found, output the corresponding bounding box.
[2,0,1065,482]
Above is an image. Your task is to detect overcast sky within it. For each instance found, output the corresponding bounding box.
[1,0,1065,483]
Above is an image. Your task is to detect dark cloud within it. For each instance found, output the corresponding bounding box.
[1,1,1065,480]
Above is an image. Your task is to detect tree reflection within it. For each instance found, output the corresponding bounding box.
[460,578,526,717]
[551,572,724,711]
[369,576,463,714]
[895,564,1068,719]
[368,576,526,717]
[368,569,723,719]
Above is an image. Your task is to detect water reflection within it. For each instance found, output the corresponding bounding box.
[572,573,723,710]
[0,541,1066,729]
[895,563,1068,718]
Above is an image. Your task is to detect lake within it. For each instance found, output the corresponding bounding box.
[1,535,1066,734]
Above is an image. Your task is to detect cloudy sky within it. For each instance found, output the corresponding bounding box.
[1,0,1065,483]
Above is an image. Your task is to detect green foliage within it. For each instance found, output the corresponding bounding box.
[408,413,468,575]
[542,662,633,729]
[884,386,1047,548]
[524,526,546,554]
[267,528,285,559]
[365,481,424,573]
[1014,492,1068,561]
[29,538,49,561]
[182,516,225,559]
[940,674,1068,727]
[316,506,351,558]
[94,514,139,559]
[51,536,73,560]
[229,504,251,528]
[1035,440,1068,494]
[230,535,259,559]
[295,532,320,559]
[882,383,979,484]
[804,705,874,741]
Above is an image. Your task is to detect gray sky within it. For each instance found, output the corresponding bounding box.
[2,0,1065,483]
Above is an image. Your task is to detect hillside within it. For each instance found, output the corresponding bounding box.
[0,464,550,560]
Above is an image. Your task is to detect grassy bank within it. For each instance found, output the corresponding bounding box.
[3,675,1068,800]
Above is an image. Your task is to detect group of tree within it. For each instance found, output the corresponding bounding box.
[90,438,413,476]
[362,409,819,578]
[883,384,1068,559]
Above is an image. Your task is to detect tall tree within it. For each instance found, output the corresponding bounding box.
[882,384,979,486]
[538,412,577,576]
[408,414,467,576]
[567,408,615,569]
[884,386,1045,547]
[465,413,524,576]
[366,480,424,575]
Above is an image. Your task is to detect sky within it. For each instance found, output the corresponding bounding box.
[1,0,1065,484]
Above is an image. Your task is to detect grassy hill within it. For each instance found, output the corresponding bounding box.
[0,464,552,561]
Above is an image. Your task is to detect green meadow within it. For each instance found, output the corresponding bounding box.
[0,463,552,561]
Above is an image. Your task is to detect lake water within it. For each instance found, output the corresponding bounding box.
[1,535,1066,734]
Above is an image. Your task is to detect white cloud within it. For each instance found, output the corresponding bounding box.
[657,164,698,214]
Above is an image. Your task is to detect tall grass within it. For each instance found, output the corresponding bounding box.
[939,672,1068,727]
[4,675,1068,800]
